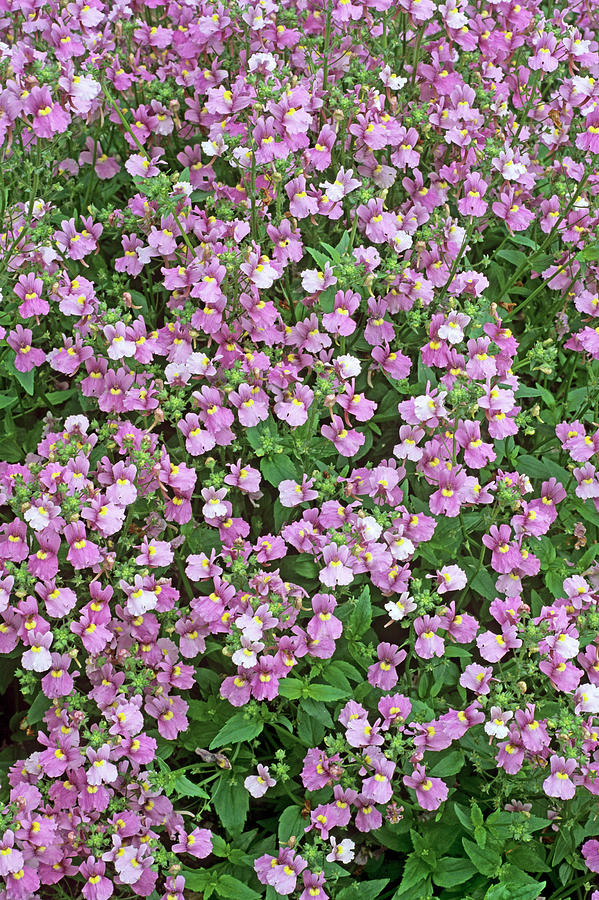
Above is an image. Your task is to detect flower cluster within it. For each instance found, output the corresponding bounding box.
[0,0,599,897]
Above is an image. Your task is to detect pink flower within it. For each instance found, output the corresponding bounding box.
[543,756,577,800]
[172,827,212,858]
[64,521,101,569]
[80,856,113,900]
[319,544,355,587]
[24,85,71,137]
[434,564,467,594]
[414,615,444,659]
[279,476,318,507]
[582,839,599,873]
[403,764,448,810]
[367,642,406,690]
[7,326,46,372]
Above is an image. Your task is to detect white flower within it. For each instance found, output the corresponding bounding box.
[326,837,355,864]
[336,354,361,379]
[358,516,382,542]
[385,592,416,622]
[484,707,513,740]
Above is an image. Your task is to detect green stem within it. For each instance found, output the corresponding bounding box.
[500,164,593,312]
[436,216,478,306]
[410,26,424,89]
[322,0,333,94]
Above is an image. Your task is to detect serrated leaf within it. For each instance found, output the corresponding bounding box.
[348,585,372,639]
[209,714,263,750]
[183,868,212,891]
[260,453,297,486]
[337,878,389,900]
[216,874,261,900]
[430,750,465,777]
[211,773,249,836]
[278,678,303,699]
[392,854,430,897]
[305,246,333,269]
[507,845,550,873]
[433,856,476,888]
[173,774,209,798]
[278,806,305,843]
[26,691,51,725]
[307,683,351,702]
[463,837,502,877]
[300,697,333,726]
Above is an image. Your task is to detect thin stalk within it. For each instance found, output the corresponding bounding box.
[322,0,333,94]
[499,164,593,310]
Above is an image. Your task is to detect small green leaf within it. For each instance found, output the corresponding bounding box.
[12,366,35,396]
[306,683,351,702]
[212,773,249,836]
[463,837,502,877]
[209,714,263,750]
[278,678,303,699]
[278,806,305,843]
[337,878,389,900]
[26,692,51,725]
[348,586,372,639]
[430,750,465,777]
[216,874,261,900]
[433,856,476,888]
[173,774,209,798]
[260,454,297,486]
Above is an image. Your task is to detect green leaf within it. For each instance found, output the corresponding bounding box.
[12,366,35,396]
[297,706,325,745]
[283,554,318,579]
[260,453,297,486]
[306,683,351,702]
[327,660,362,682]
[278,806,305,843]
[209,714,263,750]
[300,697,333,726]
[433,856,476,888]
[392,854,431,897]
[305,246,333,269]
[430,750,465,777]
[515,453,568,484]
[320,240,341,262]
[484,872,546,900]
[336,231,350,255]
[27,691,51,725]
[373,822,411,852]
[46,388,76,405]
[463,837,502,877]
[497,248,528,267]
[337,879,389,900]
[507,844,550,873]
[470,568,497,600]
[454,802,474,832]
[210,834,229,857]
[278,678,303,699]
[173,775,209,799]
[183,869,212,891]
[348,585,372,639]
[471,804,484,828]
[212,773,249,836]
[216,874,261,900]
[0,394,17,410]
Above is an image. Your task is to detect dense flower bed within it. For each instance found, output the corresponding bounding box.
[0,0,599,898]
